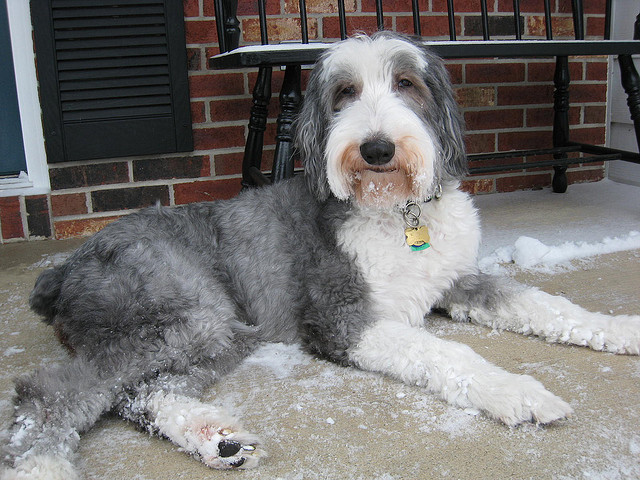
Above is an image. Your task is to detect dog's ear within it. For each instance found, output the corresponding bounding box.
[295,61,331,202]
[420,47,468,180]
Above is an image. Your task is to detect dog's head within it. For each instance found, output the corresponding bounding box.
[295,32,466,208]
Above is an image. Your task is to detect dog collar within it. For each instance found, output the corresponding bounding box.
[402,183,442,251]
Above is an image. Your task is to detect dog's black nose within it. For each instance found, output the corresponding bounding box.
[360,140,395,166]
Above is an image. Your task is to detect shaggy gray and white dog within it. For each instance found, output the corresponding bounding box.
[3,32,640,479]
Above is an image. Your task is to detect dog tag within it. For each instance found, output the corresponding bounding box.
[404,225,430,251]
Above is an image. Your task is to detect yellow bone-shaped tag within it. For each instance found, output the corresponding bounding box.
[405,225,430,251]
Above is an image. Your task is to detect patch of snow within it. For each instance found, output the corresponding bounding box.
[479,231,640,274]
[3,346,25,357]
[242,343,310,379]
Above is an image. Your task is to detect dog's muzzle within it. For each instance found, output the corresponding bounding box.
[360,140,395,166]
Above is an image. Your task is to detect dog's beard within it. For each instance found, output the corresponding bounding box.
[331,141,434,209]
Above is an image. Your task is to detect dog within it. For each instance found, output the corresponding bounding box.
[2,32,639,479]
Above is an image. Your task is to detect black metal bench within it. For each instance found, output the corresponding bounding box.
[209,0,640,193]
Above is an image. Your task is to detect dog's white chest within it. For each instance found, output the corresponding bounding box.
[337,187,481,326]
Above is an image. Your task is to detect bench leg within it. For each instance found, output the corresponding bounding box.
[552,55,570,193]
[272,65,302,182]
[619,54,640,153]
[242,66,272,188]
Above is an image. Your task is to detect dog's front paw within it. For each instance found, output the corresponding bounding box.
[152,394,267,469]
[470,373,573,427]
[189,424,267,469]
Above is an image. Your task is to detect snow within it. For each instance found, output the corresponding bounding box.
[475,180,640,274]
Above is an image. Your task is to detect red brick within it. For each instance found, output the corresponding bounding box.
[528,16,574,38]
[191,101,206,124]
[466,63,525,84]
[287,0,357,14]
[498,129,551,151]
[569,127,606,145]
[183,0,199,17]
[396,15,454,37]
[586,17,606,38]
[193,126,246,150]
[210,98,253,122]
[528,58,583,84]
[362,0,427,12]
[51,193,88,217]
[584,105,606,125]
[49,162,129,190]
[526,106,580,127]
[242,18,319,43]
[0,196,24,240]
[498,84,554,106]
[434,0,496,12]
[173,178,242,204]
[455,87,495,108]
[586,61,608,81]
[133,156,211,182]
[184,19,218,44]
[54,216,120,240]
[214,152,244,176]
[559,0,605,15]
[570,84,607,104]
[460,178,495,195]
[186,47,202,71]
[445,63,463,85]
[189,73,245,98]
[465,133,496,154]
[497,0,558,13]
[496,173,552,192]
[567,167,605,184]
[323,16,392,39]
[464,109,524,130]
[234,0,280,16]
[25,196,51,238]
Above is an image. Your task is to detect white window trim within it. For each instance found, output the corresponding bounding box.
[0,0,49,197]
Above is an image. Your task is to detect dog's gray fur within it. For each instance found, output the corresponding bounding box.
[2,32,500,473]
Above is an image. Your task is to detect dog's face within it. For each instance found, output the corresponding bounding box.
[296,33,466,209]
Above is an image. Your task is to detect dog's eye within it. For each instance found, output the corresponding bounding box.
[398,79,413,89]
[340,86,356,96]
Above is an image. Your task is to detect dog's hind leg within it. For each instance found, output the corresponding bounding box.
[113,366,266,470]
[440,273,640,355]
[1,355,120,480]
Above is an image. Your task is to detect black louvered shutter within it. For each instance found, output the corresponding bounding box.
[31,0,193,163]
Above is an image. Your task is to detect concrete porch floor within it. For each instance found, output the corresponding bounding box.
[0,180,639,479]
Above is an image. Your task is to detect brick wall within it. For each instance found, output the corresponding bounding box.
[0,0,609,242]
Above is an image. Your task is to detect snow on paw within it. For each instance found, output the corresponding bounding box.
[151,393,266,470]
[469,372,572,427]
[192,426,266,469]
[0,455,80,480]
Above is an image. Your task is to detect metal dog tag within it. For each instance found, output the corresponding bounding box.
[404,225,430,251]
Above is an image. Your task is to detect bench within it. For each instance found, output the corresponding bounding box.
[209,0,640,193]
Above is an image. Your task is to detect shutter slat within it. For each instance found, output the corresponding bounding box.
[52,5,165,19]
[56,45,167,60]
[52,0,162,8]
[56,36,166,50]
[58,75,171,92]
[53,14,165,29]
[60,84,170,101]
[62,95,171,113]
[58,65,169,81]
[63,105,172,122]
[54,24,167,39]
[57,54,169,71]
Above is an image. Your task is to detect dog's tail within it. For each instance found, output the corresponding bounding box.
[29,267,65,323]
